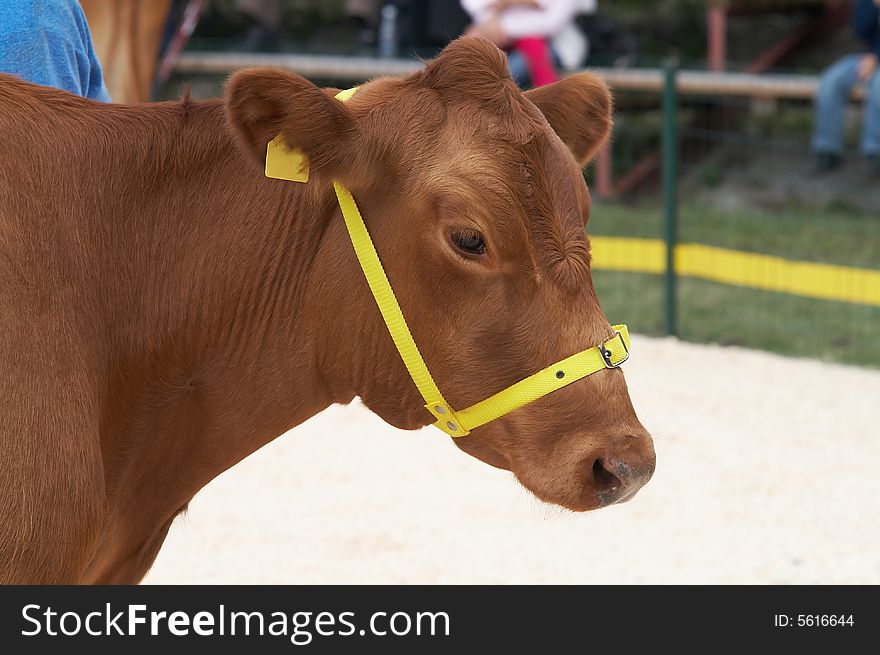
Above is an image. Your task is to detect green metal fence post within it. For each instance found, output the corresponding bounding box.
[662,62,679,337]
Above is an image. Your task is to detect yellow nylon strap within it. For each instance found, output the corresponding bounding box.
[334,175,630,438]
[333,182,450,416]
[330,86,630,439]
[436,326,629,435]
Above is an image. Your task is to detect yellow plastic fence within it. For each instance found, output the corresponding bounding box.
[590,237,880,308]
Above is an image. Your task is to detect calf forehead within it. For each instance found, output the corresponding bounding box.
[424,114,580,207]
[527,138,593,293]
[395,90,592,289]
[441,128,590,267]
[525,135,588,226]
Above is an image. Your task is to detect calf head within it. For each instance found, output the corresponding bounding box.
[225,37,655,511]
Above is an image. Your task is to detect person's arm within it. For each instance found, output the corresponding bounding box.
[496,0,578,40]
[490,0,542,10]
[461,0,494,23]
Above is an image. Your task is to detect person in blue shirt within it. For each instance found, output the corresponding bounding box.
[811,0,880,175]
[0,0,110,102]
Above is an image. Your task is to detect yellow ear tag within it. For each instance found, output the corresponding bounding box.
[264,87,358,183]
[265,135,310,183]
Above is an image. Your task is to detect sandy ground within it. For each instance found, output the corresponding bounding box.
[144,336,880,584]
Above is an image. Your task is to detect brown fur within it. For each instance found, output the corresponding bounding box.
[0,38,653,584]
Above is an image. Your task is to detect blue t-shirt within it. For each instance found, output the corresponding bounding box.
[0,0,111,101]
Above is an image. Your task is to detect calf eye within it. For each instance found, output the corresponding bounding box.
[450,229,487,256]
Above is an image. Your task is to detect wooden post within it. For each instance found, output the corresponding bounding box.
[662,63,678,337]
[595,144,613,199]
[707,4,727,72]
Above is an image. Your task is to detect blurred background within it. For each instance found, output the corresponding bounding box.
[64,1,879,583]
[80,0,880,369]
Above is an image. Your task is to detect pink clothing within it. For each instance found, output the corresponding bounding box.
[511,37,558,86]
[462,1,576,87]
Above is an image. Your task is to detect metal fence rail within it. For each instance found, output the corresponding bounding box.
[176,51,423,80]
[174,51,864,100]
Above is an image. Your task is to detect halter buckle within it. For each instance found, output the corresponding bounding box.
[600,330,629,368]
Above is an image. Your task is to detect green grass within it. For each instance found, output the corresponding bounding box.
[586,202,880,368]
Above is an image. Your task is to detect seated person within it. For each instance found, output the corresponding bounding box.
[462,0,578,87]
[811,0,880,175]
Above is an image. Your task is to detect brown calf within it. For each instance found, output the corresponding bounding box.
[0,37,654,584]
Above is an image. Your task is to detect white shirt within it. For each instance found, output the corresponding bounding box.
[461,0,579,40]
[462,0,591,69]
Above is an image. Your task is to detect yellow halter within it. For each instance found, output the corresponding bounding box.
[266,87,631,438]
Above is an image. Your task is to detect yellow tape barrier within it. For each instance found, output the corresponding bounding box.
[590,237,880,308]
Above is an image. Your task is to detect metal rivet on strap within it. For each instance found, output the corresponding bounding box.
[556,370,565,379]
[434,405,446,414]
[446,421,458,432]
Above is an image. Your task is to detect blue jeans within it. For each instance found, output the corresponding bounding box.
[506,49,561,89]
[812,53,880,157]
[507,51,531,88]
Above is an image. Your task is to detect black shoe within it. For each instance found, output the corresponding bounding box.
[811,152,842,175]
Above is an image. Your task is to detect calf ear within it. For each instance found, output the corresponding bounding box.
[225,68,358,181]
[524,73,612,166]
[423,36,511,99]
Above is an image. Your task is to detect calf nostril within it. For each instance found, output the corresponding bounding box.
[591,458,622,491]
